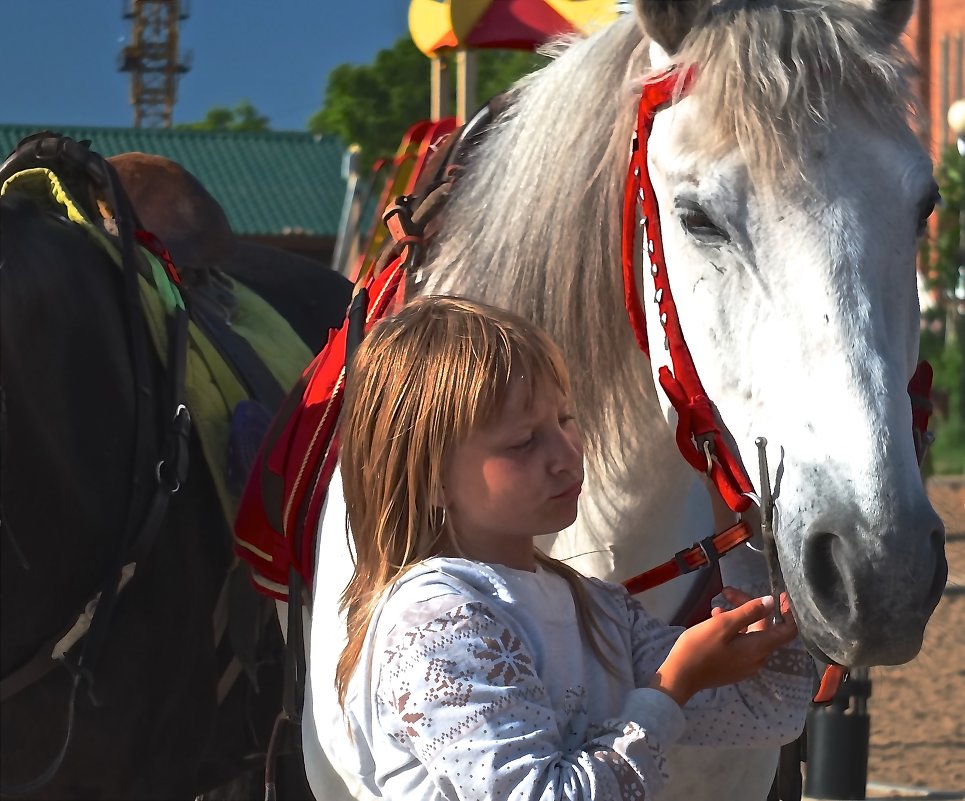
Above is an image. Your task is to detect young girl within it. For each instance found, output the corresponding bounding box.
[335,295,813,800]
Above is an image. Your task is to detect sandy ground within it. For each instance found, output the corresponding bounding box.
[805,477,964,799]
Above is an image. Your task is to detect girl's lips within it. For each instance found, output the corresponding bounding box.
[551,481,583,500]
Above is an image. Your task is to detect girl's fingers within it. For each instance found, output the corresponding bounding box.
[720,586,753,606]
[722,588,795,617]
[721,597,773,632]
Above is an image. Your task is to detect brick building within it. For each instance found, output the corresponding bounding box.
[904,0,965,157]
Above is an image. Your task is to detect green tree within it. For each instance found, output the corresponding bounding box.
[919,144,964,474]
[477,48,548,106]
[177,99,270,132]
[309,37,546,166]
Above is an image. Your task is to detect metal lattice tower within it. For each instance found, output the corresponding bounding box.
[119,0,191,128]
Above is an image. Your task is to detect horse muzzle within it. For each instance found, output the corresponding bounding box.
[785,503,947,667]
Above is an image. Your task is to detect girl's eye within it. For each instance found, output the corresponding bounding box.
[511,435,535,450]
[559,414,575,426]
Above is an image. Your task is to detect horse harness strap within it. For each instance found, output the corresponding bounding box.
[621,67,756,515]
[0,565,136,704]
[257,117,490,799]
[622,521,752,595]
[0,134,191,798]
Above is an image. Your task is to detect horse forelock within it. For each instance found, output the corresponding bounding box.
[673,0,918,179]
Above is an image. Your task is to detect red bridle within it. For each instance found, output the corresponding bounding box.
[616,66,850,699]
[617,66,760,609]
[621,65,757,514]
[616,65,933,704]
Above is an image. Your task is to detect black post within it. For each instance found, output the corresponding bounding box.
[803,668,872,800]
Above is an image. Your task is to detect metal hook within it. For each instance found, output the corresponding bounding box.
[755,437,772,517]
[155,459,181,494]
[754,437,785,625]
[772,445,785,503]
[702,439,713,475]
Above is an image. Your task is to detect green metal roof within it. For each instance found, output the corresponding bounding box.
[0,124,346,237]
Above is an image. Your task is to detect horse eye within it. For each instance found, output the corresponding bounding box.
[677,202,729,244]
[916,188,941,238]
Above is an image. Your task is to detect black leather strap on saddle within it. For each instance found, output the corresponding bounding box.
[0,132,191,798]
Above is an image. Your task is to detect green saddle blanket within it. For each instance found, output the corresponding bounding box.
[1,166,313,526]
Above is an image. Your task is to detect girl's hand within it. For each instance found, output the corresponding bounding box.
[711,587,789,633]
[648,589,797,707]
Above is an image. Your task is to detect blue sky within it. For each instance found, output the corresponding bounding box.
[1,1,411,131]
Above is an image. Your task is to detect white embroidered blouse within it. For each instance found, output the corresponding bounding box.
[339,557,814,800]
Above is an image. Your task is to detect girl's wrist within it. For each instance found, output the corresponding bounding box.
[648,668,692,708]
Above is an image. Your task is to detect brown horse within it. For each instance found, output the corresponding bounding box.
[109,151,344,353]
[0,138,350,799]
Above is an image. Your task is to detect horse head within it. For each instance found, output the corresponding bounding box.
[634,0,946,666]
[108,152,238,285]
[421,0,946,670]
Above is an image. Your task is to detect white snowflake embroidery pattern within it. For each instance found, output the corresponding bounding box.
[378,602,540,761]
[592,748,648,799]
[423,657,473,707]
[474,628,535,683]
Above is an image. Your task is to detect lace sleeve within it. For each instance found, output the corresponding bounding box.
[620,589,813,748]
[375,600,686,801]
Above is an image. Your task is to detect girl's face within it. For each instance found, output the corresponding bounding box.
[439,376,584,571]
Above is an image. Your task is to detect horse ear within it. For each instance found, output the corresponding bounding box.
[869,0,914,41]
[634,0,711,55]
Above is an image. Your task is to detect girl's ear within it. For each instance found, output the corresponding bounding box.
[430,482,448,509]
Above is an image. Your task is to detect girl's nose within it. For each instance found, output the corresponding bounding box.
[549,426,584,473]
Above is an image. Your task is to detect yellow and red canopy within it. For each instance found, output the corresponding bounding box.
[409,0,618,55]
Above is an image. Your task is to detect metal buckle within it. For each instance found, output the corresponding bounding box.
[697,536,721,569]
[673,536,720,575]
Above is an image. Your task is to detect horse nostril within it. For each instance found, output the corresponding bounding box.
[803,531,853,618]
[925,525,948,609]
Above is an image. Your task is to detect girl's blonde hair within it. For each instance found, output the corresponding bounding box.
[336,295,616,706]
